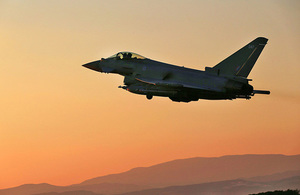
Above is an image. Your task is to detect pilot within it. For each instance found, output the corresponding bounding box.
[127,53,132,59]
[122,53,128,60]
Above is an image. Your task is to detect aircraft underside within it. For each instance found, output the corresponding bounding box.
[120,84,253,102]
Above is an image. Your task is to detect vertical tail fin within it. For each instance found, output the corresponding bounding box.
[210,37,268,78]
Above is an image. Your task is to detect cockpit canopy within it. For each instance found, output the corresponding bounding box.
[107,52,146,60]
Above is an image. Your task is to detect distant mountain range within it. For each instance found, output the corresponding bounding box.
[1,154,299,195]
[79,154,300,187]
[118,176,300,195]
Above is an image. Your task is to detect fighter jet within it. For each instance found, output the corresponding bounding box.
[83,37,270,102]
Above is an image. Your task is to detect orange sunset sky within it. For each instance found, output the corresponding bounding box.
[0,0,299,189]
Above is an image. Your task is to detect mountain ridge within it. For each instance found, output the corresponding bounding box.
[1,154,299,195]
[117,176,300,195]
[31,176,300,195]
[80,154,300,187]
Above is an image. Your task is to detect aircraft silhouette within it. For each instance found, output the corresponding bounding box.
[83,37,270,102]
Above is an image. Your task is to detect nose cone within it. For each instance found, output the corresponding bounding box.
[82,60,102,72]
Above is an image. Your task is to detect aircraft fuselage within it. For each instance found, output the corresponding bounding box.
[83,38,270,102]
